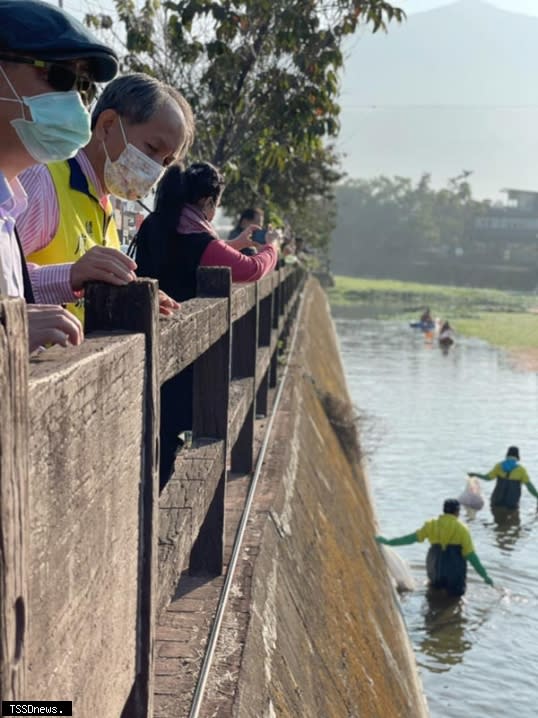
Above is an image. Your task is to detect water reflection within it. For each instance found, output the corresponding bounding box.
[490,507,523,553]
[419,590,471,671]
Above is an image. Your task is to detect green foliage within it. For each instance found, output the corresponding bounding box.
[86,0,404,247]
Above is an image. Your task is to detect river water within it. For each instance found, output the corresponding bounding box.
[334,317,538,718]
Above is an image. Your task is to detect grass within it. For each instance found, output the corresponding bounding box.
[328,276,538,350]
[456,313,538,349]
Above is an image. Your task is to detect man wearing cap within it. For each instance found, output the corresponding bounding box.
[0,0,117,349]
[17,72,194,321]
[469,445,538,510]
[376,499,493,596]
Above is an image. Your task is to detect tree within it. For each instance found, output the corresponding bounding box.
[86,0,404,239]
[331,173,492,275]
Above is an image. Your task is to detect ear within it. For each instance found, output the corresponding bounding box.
[92,108,119,143]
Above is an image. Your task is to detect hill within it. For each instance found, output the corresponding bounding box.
[338,0,538,198]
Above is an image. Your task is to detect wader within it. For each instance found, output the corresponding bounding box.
[491,470,521,510]
[426,544,467,597]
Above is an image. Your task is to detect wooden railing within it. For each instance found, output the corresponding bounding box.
[0,265,305,717]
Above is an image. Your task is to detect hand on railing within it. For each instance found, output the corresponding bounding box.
[27,304,84,352]
[158,290,181,317]
[70,246,137,292]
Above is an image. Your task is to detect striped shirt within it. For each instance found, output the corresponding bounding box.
[17,150,108,304]
[0,172,27,297]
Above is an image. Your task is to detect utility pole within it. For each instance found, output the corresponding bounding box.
[58,0,63,7]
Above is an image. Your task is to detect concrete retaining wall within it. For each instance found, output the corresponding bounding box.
[207,279,428,718]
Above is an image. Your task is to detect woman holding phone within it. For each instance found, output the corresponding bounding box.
[134,162,279,300]
[133,162,280,488]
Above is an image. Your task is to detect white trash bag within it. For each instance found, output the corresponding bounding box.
[458,476,484,511]
[381,545,416,593]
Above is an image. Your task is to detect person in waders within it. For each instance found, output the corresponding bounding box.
[376,499,493,596]
[468,446,538,510]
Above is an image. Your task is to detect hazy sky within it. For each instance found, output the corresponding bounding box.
[64,0,538,198]
[404,0,538,14]
[65,0,538,22]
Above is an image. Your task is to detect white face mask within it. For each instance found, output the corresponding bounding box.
[103,117,164,200]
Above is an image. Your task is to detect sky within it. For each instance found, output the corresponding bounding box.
[64,0,538,23]
[403,0,538,13]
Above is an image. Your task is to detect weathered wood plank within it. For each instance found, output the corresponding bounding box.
[85,279,160,718]
[0,299,29,703]
[257,273,274,300]
[159,297,228,384]
[27,334,145,717]
[228,377,254,450]
[258,293,272,348]
[272,270,282,330]
[256,371,269,417]
[190,268,231,575]
[255,347,271,391]
[231,290,258,473]
[158,439,225,611]
[231,283,256,323]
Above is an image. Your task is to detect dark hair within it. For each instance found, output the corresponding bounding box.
[91,72,195,158]
[238,207,264,224]
[507,446,520,460]
[443,499,460,515]
[132,162,224,281]
[151,162,224,234]
[231,206,264,236]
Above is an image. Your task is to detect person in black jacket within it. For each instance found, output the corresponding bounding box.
[134,163,279,489]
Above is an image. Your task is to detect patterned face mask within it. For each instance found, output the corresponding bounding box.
[103,117,164,200]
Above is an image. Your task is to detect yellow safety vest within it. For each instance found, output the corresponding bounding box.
[26,157,120,322]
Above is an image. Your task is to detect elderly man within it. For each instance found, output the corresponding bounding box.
[0,0,118,349]
[18,72,195,320]
[376,498,493,597]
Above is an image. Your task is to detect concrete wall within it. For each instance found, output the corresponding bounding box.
[207,279,428,717]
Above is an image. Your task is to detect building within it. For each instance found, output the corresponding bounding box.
[472,189,538,246]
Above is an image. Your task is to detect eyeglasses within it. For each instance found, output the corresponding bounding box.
[0,54,96,104]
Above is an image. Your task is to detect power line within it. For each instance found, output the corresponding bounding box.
[340,103,538,110]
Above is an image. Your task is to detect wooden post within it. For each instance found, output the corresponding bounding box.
[230,289,258,473]
[258,289,272,347]
[273,269,282,329]
[280,268,288,317]
[269,273,280,389]
[256,286,272,416]
[190,268,232,575]
[85,280,160,718]
[0,298,29,703]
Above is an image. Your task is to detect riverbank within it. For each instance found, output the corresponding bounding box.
[329,276,538,369]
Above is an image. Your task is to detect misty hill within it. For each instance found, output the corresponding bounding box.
[338,0,538,198]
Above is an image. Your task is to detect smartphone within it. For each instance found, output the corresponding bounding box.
[252,228,267,244]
